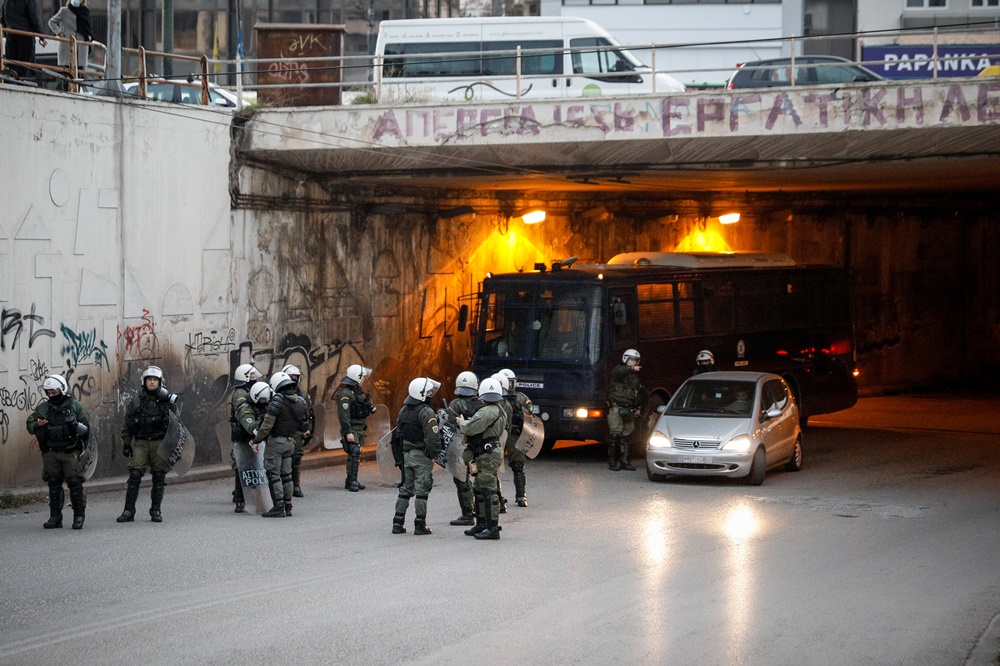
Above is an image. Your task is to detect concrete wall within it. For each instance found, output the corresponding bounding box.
[2,84,999,490]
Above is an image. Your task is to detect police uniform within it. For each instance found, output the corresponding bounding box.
[392,400,441,535]
[445,395,482,525]
[460,402,507,540]
[289,384,314,498]
[26,394,90,529]
[607,363,644,471]
[118,389,177,522]
[335,382,375,492]
[254,385,310,517]
[504,390,532,507]
[229,381,254,512]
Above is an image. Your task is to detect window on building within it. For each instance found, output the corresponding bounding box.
[971,0,999,7]
[905,0,947,8]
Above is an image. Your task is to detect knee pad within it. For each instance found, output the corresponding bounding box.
[67,476,85,490]
[128,468,145,482]
[510,460,524,474]
[397,489,414,500]
[151,471,166,483]
[280,473,292,483]
[415,494,429,501]
[266,471,282,485]
[47,479,63,491]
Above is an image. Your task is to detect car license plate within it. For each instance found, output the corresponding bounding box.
[682,456,706,463]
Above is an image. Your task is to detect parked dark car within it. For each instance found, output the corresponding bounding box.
[726,55,884,89]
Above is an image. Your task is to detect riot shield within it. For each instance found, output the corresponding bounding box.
[304,403,327,453]
[214,421,232,461]
[514,407,546,459]
[376,428,400,486]
[367,404,391,449]
[445,434,468,482]
[233,440,273,515]
[79,438,98,481]
[158,413,196,476]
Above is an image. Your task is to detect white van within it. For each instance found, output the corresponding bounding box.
[374,16,685,103]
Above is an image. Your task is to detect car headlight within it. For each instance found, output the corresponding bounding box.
[648,430,672,449]
[721,435,752,452]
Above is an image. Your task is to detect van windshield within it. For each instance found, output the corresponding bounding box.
[477,284,602,364]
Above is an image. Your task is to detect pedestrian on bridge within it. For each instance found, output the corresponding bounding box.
[1,0,46,79]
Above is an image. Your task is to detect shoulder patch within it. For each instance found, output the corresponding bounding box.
[341,403,349,409]
[431,425,439,433]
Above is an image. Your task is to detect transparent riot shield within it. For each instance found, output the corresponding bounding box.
[304,403,327,453]
[367,404,391,449]
[233,440,273,515]
[376,428,401,486]
[79,437,98,481]
[514,407,546,459]
[214,422,232,462]
[158,413,196,476]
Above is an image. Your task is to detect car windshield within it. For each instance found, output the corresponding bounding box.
[668,380,757,417]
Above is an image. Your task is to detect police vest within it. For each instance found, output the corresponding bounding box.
[467,407,502,454]
[38,400,78,448]
[397,404,425,445]
[132,394,170,440]
[346,387,373,420]
[272,392,309,437]
[230,384,254,442]
[505,395,525,435]
[609,366,642,407]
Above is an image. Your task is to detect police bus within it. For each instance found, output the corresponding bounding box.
[374,16,685,102]
[467,252,858,453]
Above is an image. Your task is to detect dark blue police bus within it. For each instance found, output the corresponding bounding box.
[469,251,858,453]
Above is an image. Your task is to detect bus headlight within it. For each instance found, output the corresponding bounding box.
[562,408,604,419]
[721,435,752,452]
[648,430,672,449]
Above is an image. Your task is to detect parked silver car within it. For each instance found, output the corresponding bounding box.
[645,371,803,485]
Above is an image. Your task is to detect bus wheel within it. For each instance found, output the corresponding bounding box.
[745,447,766,486]
[540,438,558,455]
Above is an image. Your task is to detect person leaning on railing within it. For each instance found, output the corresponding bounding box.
[1,0,47,78]
[48,0,92,71]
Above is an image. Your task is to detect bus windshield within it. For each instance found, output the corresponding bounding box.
[477,283,602,363]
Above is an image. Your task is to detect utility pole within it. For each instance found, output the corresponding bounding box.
[99,0,124,95]
[163,0,174,76]
[227,0,239,86]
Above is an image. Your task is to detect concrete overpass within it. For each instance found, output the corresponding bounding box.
[241,79,1000,198]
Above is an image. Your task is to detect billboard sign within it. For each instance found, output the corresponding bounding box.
[862,45,1000,79]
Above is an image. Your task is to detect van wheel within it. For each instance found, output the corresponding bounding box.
[745,447,766,486]
[784,437,803,472]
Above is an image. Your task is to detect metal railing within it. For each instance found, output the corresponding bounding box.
[0,26,105,93]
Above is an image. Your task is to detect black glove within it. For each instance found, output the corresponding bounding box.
[122,442,133,458]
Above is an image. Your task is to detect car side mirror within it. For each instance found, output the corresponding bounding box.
[764,407,782,421]
[656,405,668,414]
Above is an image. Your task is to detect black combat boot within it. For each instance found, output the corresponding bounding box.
[619,440,636,471]
[513,470,527,507]
[284,501,293,517]
[474,499,501,541]
[233,471,245,513]
[68,476,86,530]
[149,471,166,522]
[414,518,432,535]
[117,468,143,522]
[607,441,620,471]
[292,454,304,498]
[465,492,490,536]
[43,483,63,529]
[392,511,407,534]
[261,503,286,518]
[450,491,475,525]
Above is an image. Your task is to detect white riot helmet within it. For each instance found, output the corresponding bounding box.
[343,364,372,386]
[269,371,295,393]
[407,377,441,401]
[281,364,302,379]
[234,363,261,383]
[42,374,69,396]
[491,373,509,397]
[622,349,641,364]
[142,366,164,381]
[249,381,273,404]
[454,371,479,396]
[498,368,516,391]
[478,377,503,403]
[697,350,715,366]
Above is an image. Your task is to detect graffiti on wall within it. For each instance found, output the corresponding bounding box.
[60,323,110,370]
[116,309,159,362]
[1,303,56,351]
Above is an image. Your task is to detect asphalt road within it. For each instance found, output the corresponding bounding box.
[2,393,999,665]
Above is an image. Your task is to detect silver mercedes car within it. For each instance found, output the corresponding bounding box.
[645,371,803,486]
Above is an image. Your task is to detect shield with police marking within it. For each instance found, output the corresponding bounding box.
[514,407,545,459]
[158,412,196,476]
[233,440,272,515]
[376,428,401,486]
[80,437,98,481]
[304,402,327,453]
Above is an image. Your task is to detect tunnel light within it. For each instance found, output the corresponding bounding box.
[521,210,546,224]
[719,213,741,225]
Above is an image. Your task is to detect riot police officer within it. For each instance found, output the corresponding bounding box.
[499,368,532,507]
[607,349,645,472]
[392,377,442,535]
[281,364,313,498]
[335,364,376,492]
[26,375,91,530]
[457,377,508,540]
[229,363,261,513]
[118,366,178,523]
[444,370,481,526]
[694,350,716,375]
[253,371,310,518]
[491,372,512,513]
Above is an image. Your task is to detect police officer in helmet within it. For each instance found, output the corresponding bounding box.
[281,364,313,498]
[118,366,178,523]
[252,372,311,518]
[229,363,261,512]
[607,349,645,472]
[336,364,377,492]
[499,368,532,508]
[26,375,91,530]
[445,370,481,526]
[693,350,716,375]
[392,377,442,535]
[457,377,508,540]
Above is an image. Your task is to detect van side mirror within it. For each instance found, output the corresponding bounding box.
[613,302,627,326]
[457,304,469,332]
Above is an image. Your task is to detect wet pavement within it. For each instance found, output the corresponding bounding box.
[2,393,999,665]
